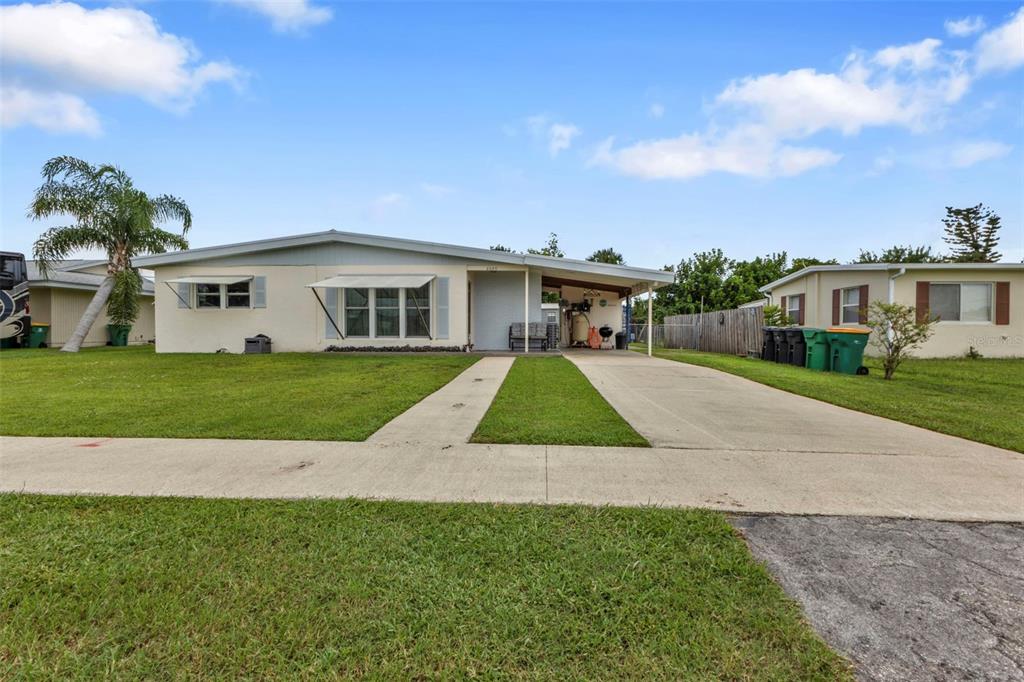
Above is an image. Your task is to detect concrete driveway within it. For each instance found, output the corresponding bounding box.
[565,350,1012,457]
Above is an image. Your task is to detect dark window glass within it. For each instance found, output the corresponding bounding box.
[376,288,399,337]
[196,283,221,308]
[345,288,369,336]
[226,281,251,308]
[405,283,431,337]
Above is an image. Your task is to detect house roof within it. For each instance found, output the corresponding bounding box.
[759,262,1024,293]
[130,229,676,286]
[28,262,155,296]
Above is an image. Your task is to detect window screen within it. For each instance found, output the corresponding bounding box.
[196,283,221,309]
[375,288,400,337]
[841,287,860,324]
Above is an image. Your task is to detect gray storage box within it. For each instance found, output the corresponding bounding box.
[244,334,272,354]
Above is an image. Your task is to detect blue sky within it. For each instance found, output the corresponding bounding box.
[2,1,1022,268]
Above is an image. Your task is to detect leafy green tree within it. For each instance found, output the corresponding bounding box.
[942,204,1002,262]
[856,245,941,263]
[30,156,191,352]
[586,248,624,264]
[724,253,788,306]
[865,301,936,380]
[528,233,564,258]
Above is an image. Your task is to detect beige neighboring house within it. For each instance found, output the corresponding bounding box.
[131,230,673,353]
[28,261,155,347]
[759,263,1024,358]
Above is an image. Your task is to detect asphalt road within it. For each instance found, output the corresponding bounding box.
[733,515,1024,681]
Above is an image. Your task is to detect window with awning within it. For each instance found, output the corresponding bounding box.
[307,274,436,340]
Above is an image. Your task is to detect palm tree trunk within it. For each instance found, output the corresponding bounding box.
[61,276,115,352]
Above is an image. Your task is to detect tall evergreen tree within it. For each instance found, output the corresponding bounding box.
[942,204,1002,262]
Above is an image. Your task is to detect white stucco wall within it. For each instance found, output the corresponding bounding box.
[153,263,470,353]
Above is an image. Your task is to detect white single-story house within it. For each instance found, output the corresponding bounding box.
[132,230,674,354]
[759,263,1023,358]
[27,261,155,347]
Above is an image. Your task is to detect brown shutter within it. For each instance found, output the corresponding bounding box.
[780,296,787,321]
[916,281,930,323]
[831,289,840,325]
[798,294,806,325]
[858,284,869,324]
[995,281,1010,325]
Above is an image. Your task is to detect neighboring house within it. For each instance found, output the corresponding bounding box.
[132,230,673,353]
[738,298,768,310]
[27,261,155,347]
[759,263,1023,358]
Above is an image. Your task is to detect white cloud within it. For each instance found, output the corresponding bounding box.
[975,7,1024,73]
[547,123,581,156]
[591,126,840,180]
[221,0,332,33]
[874,38,943,71]
[0,85,101,135]
[649,103,665,118]
[525,115,581,156]
[946,140,1012,168]
[0,1,241,131]
[945,16,986,37]
[592,22,1024,182]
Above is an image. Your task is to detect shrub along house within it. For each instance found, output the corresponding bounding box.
[133,230,673,353]
[759,263,1024,358]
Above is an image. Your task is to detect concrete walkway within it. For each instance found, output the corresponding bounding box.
[565,350,1011,458]
[367,356,513,445]
[2,436,1021,521]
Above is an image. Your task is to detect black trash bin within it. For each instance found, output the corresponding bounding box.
[761,327,777,361]
[771,328,790,363]
[614,331,627,350]
[244,334,272,354]
[785,328,806,367]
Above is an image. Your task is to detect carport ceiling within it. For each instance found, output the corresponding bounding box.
[541,275,631,298]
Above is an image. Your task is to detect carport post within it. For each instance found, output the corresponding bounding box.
[647,283,653,357]
[524,269,529,354]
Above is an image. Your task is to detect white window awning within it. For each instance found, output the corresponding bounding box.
[165,275,254,285]
[306,274,435,289]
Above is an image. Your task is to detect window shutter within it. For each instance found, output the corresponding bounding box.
[436,277,450,339]
[252,276,267,308]
[779,296,787,321]
[831,289,840,325]
[858,284,869,324]
[797,294,805,325]
[995,281,1010,325]
[916,281,930,323]
[325,287,339,339]
[177,282,190,309]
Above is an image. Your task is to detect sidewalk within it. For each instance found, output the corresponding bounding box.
[3,436,1021,521]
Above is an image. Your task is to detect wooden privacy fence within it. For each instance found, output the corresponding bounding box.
[660,307,765,356]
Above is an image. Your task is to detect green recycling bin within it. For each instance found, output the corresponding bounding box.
[28,323,50,348]
[107,324,132,346]
[825,327,870,375]
[801,328,830,371]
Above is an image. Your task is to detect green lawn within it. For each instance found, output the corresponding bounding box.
[643,347,1024,452]
[0,494,850,680]
[0,346,477,441]
[471,356,649,447]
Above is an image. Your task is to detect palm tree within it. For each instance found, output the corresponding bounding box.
[30,156,191,352]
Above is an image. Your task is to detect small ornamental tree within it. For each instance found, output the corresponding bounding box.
[864,301,936,380]
[762,304,790,327]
